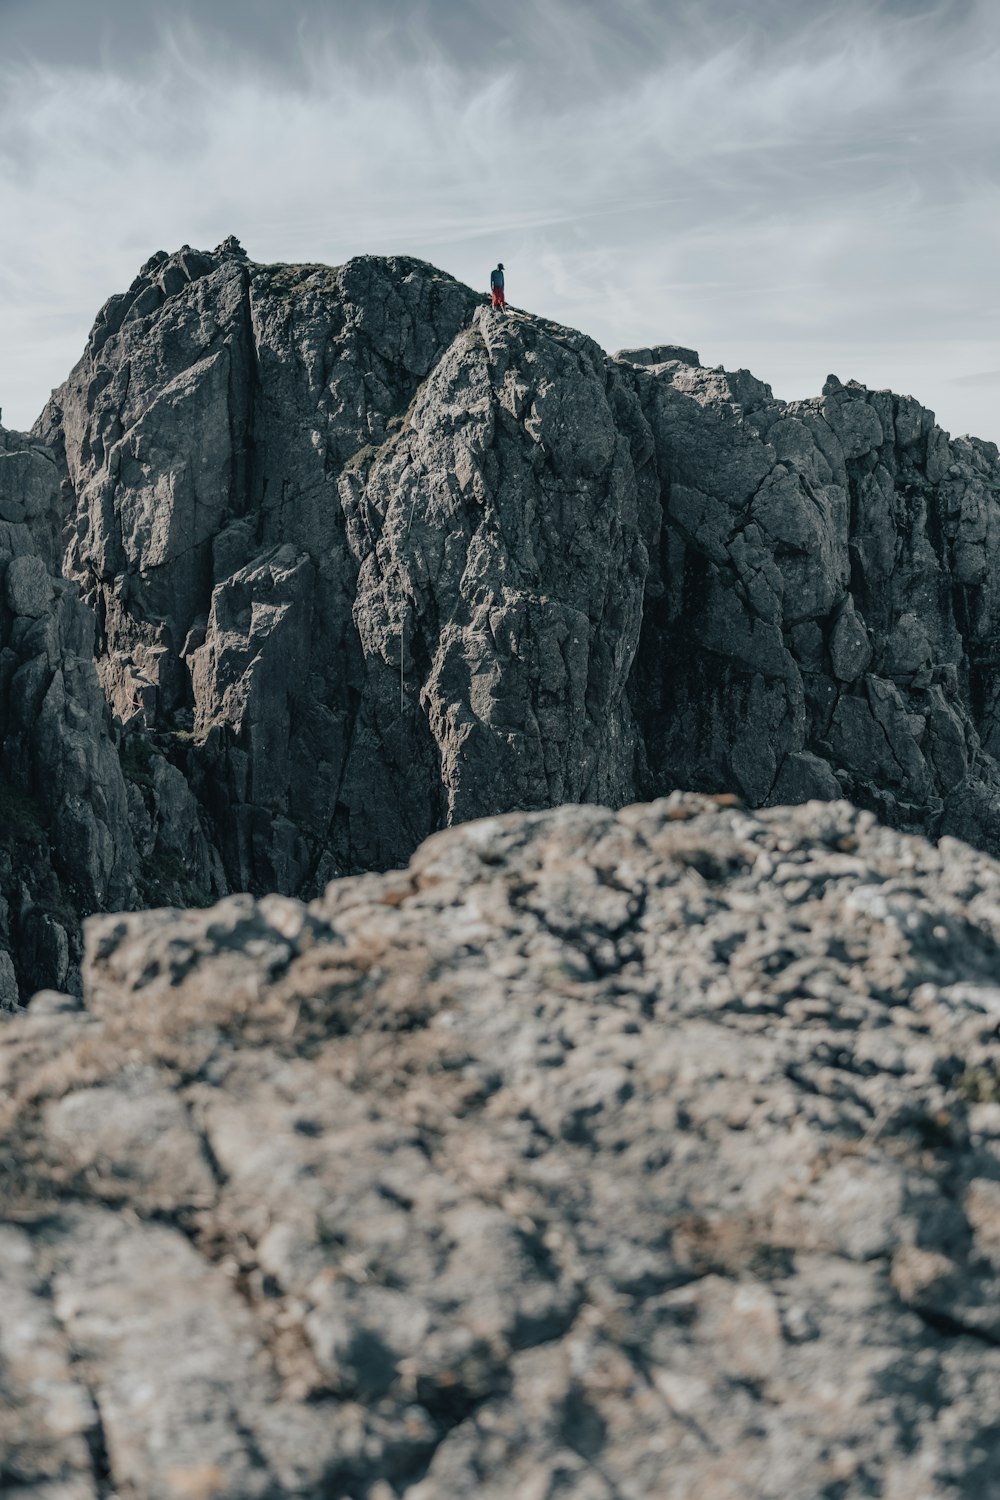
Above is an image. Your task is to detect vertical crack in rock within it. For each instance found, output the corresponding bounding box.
[81,1381,114,1499]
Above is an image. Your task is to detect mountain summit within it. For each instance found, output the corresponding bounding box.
[5,242,1000,1495]
[2,238,1000,995]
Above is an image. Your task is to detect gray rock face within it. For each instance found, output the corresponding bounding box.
[31,241,1000,905]
[615,342,701,367]
[5,555,53,619]
[623,362,1000,846]
[35,244,661,888]
[5,795,1000,1495]
[0,426,135,1001]
[0,424,223,1004]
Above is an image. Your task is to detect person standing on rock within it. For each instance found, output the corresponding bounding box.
[490,262,506,313]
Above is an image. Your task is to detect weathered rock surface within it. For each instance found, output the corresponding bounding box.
[1,236,998,999]
[28,239,1000,914]
[35,241,657,891]
[0,424,224,1004]
[0,425,134,1001]
[5,795,1000,1496]
[625,363,1000,851]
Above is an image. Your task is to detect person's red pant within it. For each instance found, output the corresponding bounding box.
[491,285,505,309]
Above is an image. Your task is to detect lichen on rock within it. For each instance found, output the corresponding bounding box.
[4,796,1000,1494]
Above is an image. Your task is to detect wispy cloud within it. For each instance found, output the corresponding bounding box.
[1,0,1000,439]
[951,369,1000,388]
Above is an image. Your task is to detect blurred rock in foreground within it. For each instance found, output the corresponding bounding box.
[4,794,1000,1497]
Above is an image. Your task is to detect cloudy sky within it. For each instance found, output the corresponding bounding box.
[2,0,999,441]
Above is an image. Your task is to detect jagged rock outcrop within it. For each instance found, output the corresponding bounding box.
[5,795,1000,1496]
[0,424,225,1004]
[0,426,134,1002]
[29,239,1000,913]
[35,241,657,891]
[625,361,1000,849]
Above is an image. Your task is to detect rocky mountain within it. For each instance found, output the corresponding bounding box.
[0,425,132,1005]
[0,429,221,1007]
[2,235,1000,995]
[34,236,650,893]
[6,241,1000,1495]
[5,794,1000,1497]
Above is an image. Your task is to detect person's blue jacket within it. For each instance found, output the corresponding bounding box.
[491,266,504,290]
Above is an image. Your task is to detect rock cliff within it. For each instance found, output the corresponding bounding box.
[0,425,132,1005]
[2,237,1000,993]
[4,795,1000,1496]
[624,354,1000,847]
[35,238,655,895]
[0,417,222,1007]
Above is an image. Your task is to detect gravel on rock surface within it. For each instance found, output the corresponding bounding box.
[4,794,1000,1497]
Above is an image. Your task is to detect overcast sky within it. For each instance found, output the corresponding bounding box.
[2,0,1000,441]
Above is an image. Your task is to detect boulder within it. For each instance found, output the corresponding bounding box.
[4,796,1000,1496]
[829,596,872,682]
[614,342,701,367]
[4,554,52,618]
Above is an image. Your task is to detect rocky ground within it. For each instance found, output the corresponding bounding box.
[5,794,1000,1497]
[6,245,1000,1493]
